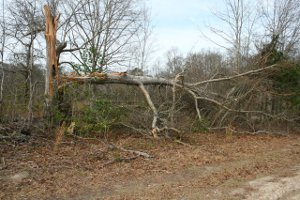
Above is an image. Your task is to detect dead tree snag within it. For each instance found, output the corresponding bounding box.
[44,5,59,100]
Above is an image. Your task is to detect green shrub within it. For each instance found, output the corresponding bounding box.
[191,118,209,132]
[74,99,125,135]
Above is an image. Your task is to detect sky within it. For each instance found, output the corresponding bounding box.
[147,0,226,62]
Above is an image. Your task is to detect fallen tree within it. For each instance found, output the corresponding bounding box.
[43,4,298,138]
[56,62,294,137]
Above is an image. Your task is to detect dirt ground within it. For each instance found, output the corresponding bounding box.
[1,130,300,200]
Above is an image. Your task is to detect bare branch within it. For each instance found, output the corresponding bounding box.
[189,64,278,86]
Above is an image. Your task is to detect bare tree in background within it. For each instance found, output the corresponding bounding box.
[205,0,257,72]
[0,0,5,117]
[185,51,224,82]
[259,0,300,56]
[164,48,184,76]
[8,0,43,123]
[130,3,154,73]
[60,0,143,74]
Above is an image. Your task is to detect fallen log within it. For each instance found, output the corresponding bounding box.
[57,64,289,137]
[59,72,184,137]
[60,73,174,86]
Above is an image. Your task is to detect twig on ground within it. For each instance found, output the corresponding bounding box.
[69,133,107,145]
[109,143,154,159]
[103,156,139,166]
[69,133,153,159]
[174,139,193,147]
[209,126,288,135]
[151,169,172,174]
[0,157,7,170]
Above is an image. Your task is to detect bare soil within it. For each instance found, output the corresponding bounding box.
[1,131,300,200]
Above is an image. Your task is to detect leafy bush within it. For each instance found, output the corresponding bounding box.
[74,99,125,135]
[191,118,209,132]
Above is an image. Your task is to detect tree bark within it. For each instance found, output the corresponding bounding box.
[138,83,159,138]
[0,0,5,119]
[44,5,59,100]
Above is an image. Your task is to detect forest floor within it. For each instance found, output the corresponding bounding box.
[1,129,300,200]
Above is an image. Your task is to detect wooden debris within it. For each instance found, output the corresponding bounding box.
[54,121,66,151]
[44,5,59,98]
[0,157,6,170]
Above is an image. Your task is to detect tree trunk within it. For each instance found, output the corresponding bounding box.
[0,0,5,119]
[44,5,59,118]
[44,5,59,104]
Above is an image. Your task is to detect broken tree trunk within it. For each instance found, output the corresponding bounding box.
[44,5,59,102]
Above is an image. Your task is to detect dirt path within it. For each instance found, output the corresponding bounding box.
[1,133,300,199]
[242,166,300,200]
[88,142,300,200]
